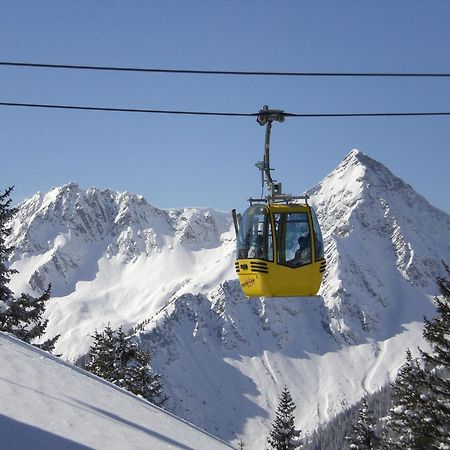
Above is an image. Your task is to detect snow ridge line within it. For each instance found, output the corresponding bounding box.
[130,295,181,335]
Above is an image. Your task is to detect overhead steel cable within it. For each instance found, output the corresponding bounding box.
[1,60,450,77]
[1,101,450,117]
[0,101,255,116]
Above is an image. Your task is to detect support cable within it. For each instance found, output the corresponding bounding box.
[1,101,450,117]
[1,60,450,78]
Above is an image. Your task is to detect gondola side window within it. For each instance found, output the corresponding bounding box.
[237,206,274,261]
[274,212,312,267]
[310,208,325,260]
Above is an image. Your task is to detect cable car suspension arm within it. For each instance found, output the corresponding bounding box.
[256,106,285,198]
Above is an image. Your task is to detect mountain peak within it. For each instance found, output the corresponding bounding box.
[336,149,427,199]
[344,147,363,160]
[307,149,449,342]
[48,181,81,199]
[309,148,427,209]
[343,147,391,165]
[335,148,392,181]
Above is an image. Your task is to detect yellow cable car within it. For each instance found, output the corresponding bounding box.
[233,107,326,297]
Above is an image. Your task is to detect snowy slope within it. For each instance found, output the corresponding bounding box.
[6,149,450,449]
[0,332,233,450]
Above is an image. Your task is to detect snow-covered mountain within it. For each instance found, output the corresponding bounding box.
[6,149,450,449]
[0,332,233,449]
[309,149,450,343]
[8,184,236,358]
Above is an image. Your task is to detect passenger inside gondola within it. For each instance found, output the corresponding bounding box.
[248,234,264,259]
[293,235,311,266]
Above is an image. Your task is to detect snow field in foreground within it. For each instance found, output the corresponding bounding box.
[0,332,233,450]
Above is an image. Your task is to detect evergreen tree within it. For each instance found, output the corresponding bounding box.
[302,385,393,450]
[267,386,302,450]
[346,398,380,450]
[0,187,59,352]
[113,325,136,387]
[384,349,434,449]
[86,325,119,380]
[419,264,450,448]
[0,187,17,309]
[86,324,167,407]
[125,347,168,406]
[382,265,450,449]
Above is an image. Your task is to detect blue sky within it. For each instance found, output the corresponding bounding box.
[1,1,449,213]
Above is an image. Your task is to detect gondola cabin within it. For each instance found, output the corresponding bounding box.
[233,106,326,298]
[235,200,325,298]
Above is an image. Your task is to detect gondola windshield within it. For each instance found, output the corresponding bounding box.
[237,206,273,261]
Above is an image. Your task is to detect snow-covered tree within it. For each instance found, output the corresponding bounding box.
[86,324,167,406]
[86,325,119,380]
[124,347,168,406]
[382,265,450,449]
[0,187,16,305]
[419,264,450,448]
[384,349,434,449]
[267,385,302,450]
[346,398,380,449]
[0,187,59,352]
